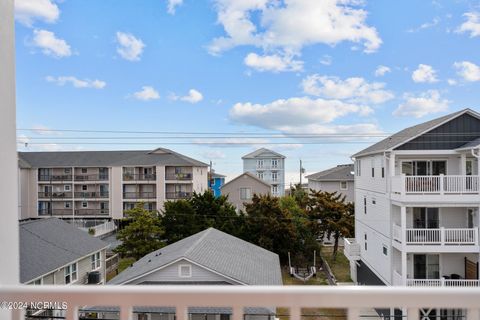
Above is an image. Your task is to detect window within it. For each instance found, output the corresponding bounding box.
[272,185,278,194]
[271,159,278,168]
[356,160,361,176]
[257,172,264,180]
[364,233,368,251]
[401,160,447,176]
[240,188,252,200]
[178,264,192,278]
[383,245,388,256]
[381,158,385,178]
[257,159,264,168]
[363,197,367,214]
[30,278,42,285]
[340,181,347,190]
[64,168,71,174]
[64,263,77,284]
[91,252,101,270]
[272,172,278,182]
[81,202,88,208]
[372,198,376,205]
[82,185,88,191]
[81,168,88,174]
[371,158,375,178]
[64,185,71,191]
[64,202,71,209]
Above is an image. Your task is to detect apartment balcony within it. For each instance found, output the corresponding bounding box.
[74,209,110,216]
[38,209,73,216]
[166,191,192,200]
[123,192,156,199]
[165,173,193,181]
[122,173,157,182]
[391,174,480,203]
[74,191,109,199]
[343,238,360,261]
[406,278,480,287]
[38,191,73,199]
[73,174,109,182]
[38,174,72,182]
[393,224,479,251]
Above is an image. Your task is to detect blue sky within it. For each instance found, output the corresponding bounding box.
[14,0,480,185]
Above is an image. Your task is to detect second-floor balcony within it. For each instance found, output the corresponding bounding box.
[166,191,192,200]
[38,174,72,182]
[123,192,156,199]
[38,191,73,199]
[393,224,479,248]
[73,174,109,181]
[165,173,193,181]
[74,191,109,199]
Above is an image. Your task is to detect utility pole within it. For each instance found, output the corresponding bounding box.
[299,159,302,185]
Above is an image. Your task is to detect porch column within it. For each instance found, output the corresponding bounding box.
[400,206,407,285]
[389,152,396,177]
[460,153,466,175]
[401,251,408,286]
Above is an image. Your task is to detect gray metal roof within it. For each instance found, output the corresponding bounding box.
[242,148,286,159]
[18,148,208,168]
[306,164,354,181]
[211,172,226,178]
[20,218,108,283]
[108,228,282,286]
[221,172,271,189]
[352,109,477,158]
[456,137,480,150]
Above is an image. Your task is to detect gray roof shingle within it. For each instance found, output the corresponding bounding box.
[18,148,208,168]
[306,164,354,181]
[108,228,282,286]
[352,109,474,158]
[20,218,108,283]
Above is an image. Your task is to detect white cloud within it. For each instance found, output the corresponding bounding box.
[407,17,440,33]
[447,79,457,86]
[208,0,382,56]
[31,125,62,136]
[133,86,160,101]
[301,75,394,104]
[229,96,373,134]
[32,29,72,58]
[170,89,204,103]
[393,90,449,118]
[15,0,60,26]
[46,76,106,89]
[411,64,438,83]
[201,150,226,159]
[167,0,183,15]
[457,12,480,38]
[244,52,303,72]
[453,61,480,82]
[320,55,332,66]
[116,32,145,61]
[374,65,391,77]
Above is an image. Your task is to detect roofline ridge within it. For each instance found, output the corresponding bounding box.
[183,228,215,257]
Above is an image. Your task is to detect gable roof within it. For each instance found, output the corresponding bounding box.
[352,109,480,158]
[306,164,354,181]
[221,172,271,189]
[20,218,108,283]
[18,148,208,168]
[456,137,480,151]
[211,172,226,178]
[242,148,286,159]
[108,228,282,286]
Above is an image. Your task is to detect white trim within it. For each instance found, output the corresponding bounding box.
[393,150,459,155]
[178,264,192,278]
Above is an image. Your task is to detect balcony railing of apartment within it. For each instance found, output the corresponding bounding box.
[80,220,116,237]
[165,173,193,180]
[406,279,480,287]
[122,173,157,181]
[393,225,479,245]
[38,192,73,199]
[2,286,480,320]
[391,175,480,195]
[74,209,110,216]
[74,191,109,198]
[38,175,72,182]
[123,192,156,199]
[166,191,192,199]
[73,174,109,181]
[38,209,73,216]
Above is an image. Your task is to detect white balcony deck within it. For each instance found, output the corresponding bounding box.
[391,175,480,203]
[3,286,480,320]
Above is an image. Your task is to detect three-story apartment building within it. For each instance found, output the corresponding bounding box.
[18,148,209,223]
[345,109,480,294]
[242,148,286,196]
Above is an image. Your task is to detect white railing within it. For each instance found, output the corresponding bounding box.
[343,238,360,260]
[80,221,116,237]
[394,175,480,195]
[3,286,480,320]
[407,279,480,287]
[393,270,403,286]
[405,228,478,245]
[393,224,402,243]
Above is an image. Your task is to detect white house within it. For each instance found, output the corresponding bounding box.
[345,108,480,319]
[306,164,354,203]
[242,148,286,196]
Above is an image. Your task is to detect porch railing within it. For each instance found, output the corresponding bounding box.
[404,228,478,245]
[2,286,480,320]
[343,238,360,260]
[392,175,480,195]
[407,279,480,287]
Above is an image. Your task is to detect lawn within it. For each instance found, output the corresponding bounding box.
[321,246,352,283]
[106,257,136,282]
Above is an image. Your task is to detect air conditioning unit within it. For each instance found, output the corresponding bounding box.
[87,271,101,284]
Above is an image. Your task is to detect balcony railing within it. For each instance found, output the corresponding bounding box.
[407,279,480,287]
[166,191,192,199]
[123,192,156,199]
[38,175,72,182]
[38,209,73,216]
[122,173,156,181]
[392,174,480,195]
[74,209,110,216]
[38,192,73,199]
[165,173,193,180]
[393,225,479,246]
[74,191,109,198]
[343,238,360,261]
[2,286,480,320]
[73,174,109,181]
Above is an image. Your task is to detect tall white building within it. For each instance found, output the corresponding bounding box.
[345,109,480,298]
[242,148,286,196]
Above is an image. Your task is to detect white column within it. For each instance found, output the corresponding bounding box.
[400,206,407,285]
[461,153,467,175]
[389,152,396,176]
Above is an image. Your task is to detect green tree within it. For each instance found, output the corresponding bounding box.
[114,203,164,260]
[307,190,354,260]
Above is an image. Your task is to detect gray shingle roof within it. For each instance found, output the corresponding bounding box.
[306,164,354,181]
[221,172,271,189]
[456,137,480,150]
[18,148,208,168]
[352,109,474,158]
[242,148,286,159]
[20,218,108,283]
[108,228,282,286]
